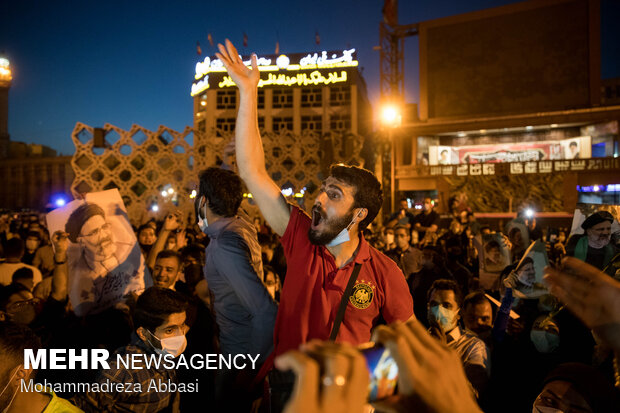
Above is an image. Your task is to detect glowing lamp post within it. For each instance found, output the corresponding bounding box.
[380,104,402,212]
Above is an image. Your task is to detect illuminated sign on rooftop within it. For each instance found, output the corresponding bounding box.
[194,49,357,79]
[190,49,359,96]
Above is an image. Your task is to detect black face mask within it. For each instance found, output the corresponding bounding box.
[140,243,153,254]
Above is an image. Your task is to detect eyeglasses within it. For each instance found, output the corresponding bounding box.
[7,297,42,314]
[80,223,111,240]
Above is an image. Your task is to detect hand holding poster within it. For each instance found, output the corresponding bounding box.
[46,189,151,316]
[478,233,511,290]
[503,241,549,299]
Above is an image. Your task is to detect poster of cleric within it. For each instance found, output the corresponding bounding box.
[566,203,620,278]
[46,189,151,316]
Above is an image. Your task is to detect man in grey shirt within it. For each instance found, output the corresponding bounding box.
[196,167,277,408]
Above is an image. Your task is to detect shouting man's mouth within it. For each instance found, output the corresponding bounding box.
[311,207,326,230]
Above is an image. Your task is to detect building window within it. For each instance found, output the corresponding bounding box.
[258,90,265,109]
[273,116,293,132]
[272,89,293,108]
[330,114,351,130]
[216,90,237,109]
[216,118,236,136]
[301,88,322,107]
[258,116,265,130]
[301,115,322,133]
[330,85,351,106]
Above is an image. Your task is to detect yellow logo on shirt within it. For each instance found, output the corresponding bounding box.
[349,280,375,309]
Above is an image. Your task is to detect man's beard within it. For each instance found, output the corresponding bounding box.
[308,206,354,245]
[588,233,610,249]
[94,237,116,260]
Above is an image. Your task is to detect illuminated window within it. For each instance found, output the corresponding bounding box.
[330,114,351,130]
[258,90,265,109]
[301,88,322,107]
[272,89,293,108]
[273,116,293,132]
[216,118,236,136]
[216,90,237,109]
[330,85,351,106]
[301,115,322,133]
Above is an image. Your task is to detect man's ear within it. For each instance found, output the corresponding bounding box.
[356,208,368,224]
[136,326,148,342]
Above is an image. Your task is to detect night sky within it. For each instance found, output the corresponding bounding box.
[2,0,619,156]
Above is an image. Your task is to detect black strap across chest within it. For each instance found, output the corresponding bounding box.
[329,262,363,341]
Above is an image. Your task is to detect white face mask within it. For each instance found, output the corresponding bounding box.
[532,404,565,413]
[0,367,19,413]
[147,330,187,358]
[197,198,208,233]
[326,209,363,247]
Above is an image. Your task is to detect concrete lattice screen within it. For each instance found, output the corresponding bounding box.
[70,123,365,224]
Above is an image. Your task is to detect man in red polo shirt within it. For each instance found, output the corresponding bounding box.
[216,40,413,404]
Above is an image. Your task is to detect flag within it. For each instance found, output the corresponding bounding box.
[196,41,202,55]
[207,33,214,47]
[243,32,248,47]
[315,31,320,45]
[275,41,279,54]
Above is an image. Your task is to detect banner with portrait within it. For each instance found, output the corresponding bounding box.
[46,189,151,316]
[503,241,549,299]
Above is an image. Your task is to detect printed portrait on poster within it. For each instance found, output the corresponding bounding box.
[46,189,151,316]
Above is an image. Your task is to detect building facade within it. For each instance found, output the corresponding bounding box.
[190,48,373,204]
[392,0,620,216]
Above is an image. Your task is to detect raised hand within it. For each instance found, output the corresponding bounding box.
[371,320,482,413]
[163,211,183,232]
[544,257,620,351]
[216,39,259,92]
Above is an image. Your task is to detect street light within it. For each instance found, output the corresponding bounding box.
[380,103,402,213]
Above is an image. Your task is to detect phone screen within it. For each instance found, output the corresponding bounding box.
[359,343,398,402]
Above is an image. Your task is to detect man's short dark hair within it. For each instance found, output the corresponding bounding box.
[155,250,182,269]
[137,224,155,236]
[66,203,106,243]
[198,167,243,218]
[4,238,24,259]
[0,321,41,370]
[329,164,383,231]
[427,279,462,307]
[26,231,41,241]
[133,287,188,332]
[0,283,31,312]
[570,141,578,148]
[463,291,491,312]
[12,267,34,283]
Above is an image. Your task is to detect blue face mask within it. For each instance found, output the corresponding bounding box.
[530,329,560,354]
[326,209,362,247]
[428,305,458,333]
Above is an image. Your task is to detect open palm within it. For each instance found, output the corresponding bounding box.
[216,39,259,91]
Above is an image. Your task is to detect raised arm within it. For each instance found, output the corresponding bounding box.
[216,40,290,236]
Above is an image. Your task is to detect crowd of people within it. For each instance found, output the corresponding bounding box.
[0,39,619,413]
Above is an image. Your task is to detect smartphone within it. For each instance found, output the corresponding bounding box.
[359,343,398,402]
